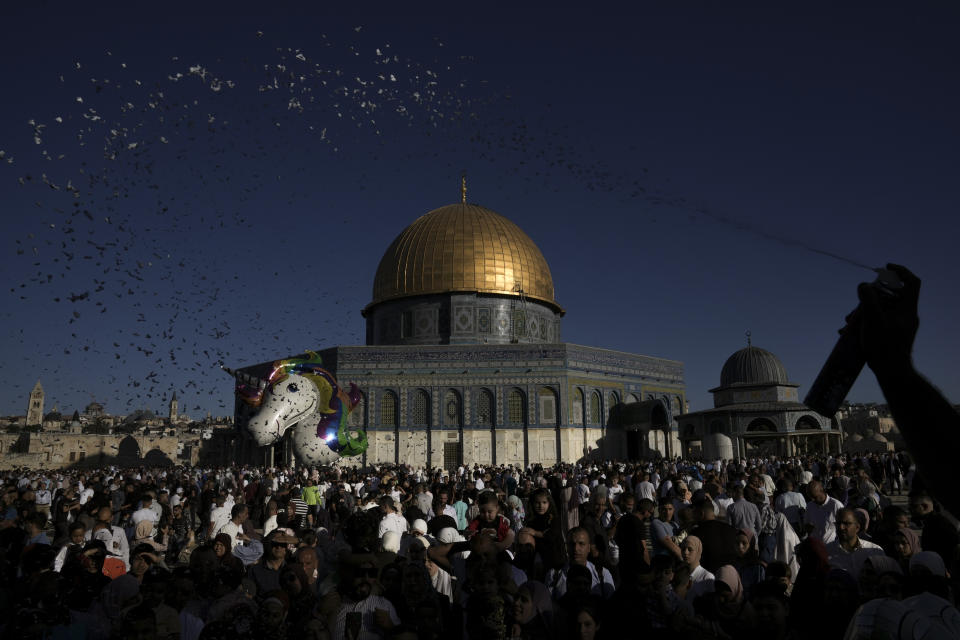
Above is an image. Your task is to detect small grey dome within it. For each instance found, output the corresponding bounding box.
[720,346,789,387]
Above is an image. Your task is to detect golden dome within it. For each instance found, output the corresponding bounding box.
[371,203,562,312]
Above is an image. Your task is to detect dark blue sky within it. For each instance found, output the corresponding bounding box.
[1,2,957,420]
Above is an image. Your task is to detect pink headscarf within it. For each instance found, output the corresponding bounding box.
[894,528,921,557]
[715,565,744,602]
[683,535,703,568]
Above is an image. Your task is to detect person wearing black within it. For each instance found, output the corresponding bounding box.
[690,499,740,574]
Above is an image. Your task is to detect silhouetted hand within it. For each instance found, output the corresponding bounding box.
[857,263,920,374]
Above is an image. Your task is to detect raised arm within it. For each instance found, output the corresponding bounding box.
[858,264,960,512]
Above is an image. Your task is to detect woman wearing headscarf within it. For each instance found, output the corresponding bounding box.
[908,550,953,601]
[734,529,765,597]
[789,536,831,636]
[892,527,921,574]
[770,511,801,583]
[857,555,904,602]
[510,581,555,640]
[714,565,743,603]
[212,532,244,573]
[697,564,756,638]
[279,562,324,635]
[681,535,714,603]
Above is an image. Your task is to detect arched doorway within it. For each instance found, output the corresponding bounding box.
[744,418,780,456]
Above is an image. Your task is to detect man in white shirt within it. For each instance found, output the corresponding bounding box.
[634,473,657,503]
[86,506,130,570]
[218,504,248,549]
[825,508,883,574]
[415,484,433,516]
[607,476,624,503]
[79,486,95,505]
[35,486,53,521]
[208,495,230,540]
[577,477,591,506]
[132,494,159,530]
[377,496,408,538]
[774,479,807,531]
[804,480,844,544]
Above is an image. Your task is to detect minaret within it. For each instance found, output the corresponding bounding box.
[169,391,178,424]
[26,380,44,426]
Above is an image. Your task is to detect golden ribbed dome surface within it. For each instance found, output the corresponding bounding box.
[372,203,559,310]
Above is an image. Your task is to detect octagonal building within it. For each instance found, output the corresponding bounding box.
[234,196,686,469]
[676,345,840,459]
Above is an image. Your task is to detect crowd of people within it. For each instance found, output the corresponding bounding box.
[1,266,957,639]
[1,449,959,639]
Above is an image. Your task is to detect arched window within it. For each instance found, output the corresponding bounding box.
[412,390,430,427]
[747,418,777,432]
[538,387,558,426]
[607,391,619,422]
[590,391,602,425]
[443,390,462,427]
[629,393,641,404]
[795,415,821,430]
[477,389,495,427]
[347,392,366,427]
[674,395,684,414]
[380,391,398,428]
[508,388,525,426]
[571,388,584,426]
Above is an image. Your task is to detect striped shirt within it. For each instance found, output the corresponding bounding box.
[332,595,399,639]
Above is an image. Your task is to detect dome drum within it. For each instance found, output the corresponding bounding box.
[367,202,564,346]
[365,292,562,346]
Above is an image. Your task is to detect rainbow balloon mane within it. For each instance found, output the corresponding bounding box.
[235,351,366,458]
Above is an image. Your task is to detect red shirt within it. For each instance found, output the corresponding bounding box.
[467,514,511,542]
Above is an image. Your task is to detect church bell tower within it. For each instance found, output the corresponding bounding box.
[26,380,44,426]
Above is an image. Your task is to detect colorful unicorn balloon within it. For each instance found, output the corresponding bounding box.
[227,352,366,466]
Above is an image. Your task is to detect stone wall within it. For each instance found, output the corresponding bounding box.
[0,433,180,470]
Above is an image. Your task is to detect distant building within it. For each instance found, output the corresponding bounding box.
[840,404,901,452]
[677,345,839,459]
[26,381,44,427]
[84,401,105,418]
[169,392,178,424]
